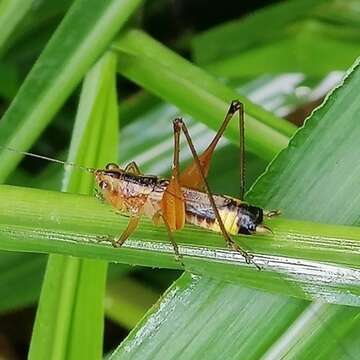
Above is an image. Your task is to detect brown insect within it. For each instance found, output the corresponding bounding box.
[94,100,279,268]
[2,100,279,269]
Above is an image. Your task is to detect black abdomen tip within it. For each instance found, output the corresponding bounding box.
[237,204,263,235]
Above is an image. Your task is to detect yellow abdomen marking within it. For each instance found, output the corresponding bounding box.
[185,207,239,235]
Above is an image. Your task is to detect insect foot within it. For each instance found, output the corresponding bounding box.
[111,238,123,248]
[230,242,261,270]
[173,117,184,131]
[230,99,242,113]
[174,254,185,268]
[264,209,281,218]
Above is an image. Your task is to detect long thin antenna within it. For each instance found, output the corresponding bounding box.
[0,145,95,173]
[238,102,245,201]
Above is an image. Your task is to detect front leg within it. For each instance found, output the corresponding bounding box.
[112,215,142,248]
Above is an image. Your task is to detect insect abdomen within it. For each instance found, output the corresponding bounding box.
[185,207,239,235]
[182,188,262,235]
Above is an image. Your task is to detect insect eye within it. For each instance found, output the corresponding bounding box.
[106,163,119,171]
[99,181,109,190]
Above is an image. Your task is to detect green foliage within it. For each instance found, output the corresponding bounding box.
[192,0,359,78]
[0,0,359,358]
[0,0,34,56]
[192,0,326,65]
[113,30,294,161]
[109,57,360,360]
[0,0,143,181]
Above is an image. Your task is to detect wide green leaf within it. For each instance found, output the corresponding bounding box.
[1,185,360,305]
[110,273,307,359]
[245,64,360,360]
[260,302,360,359]
[109,58,360,358]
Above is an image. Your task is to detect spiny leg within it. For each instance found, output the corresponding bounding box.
[173,117,260,270]
[179,100,245,197]
[159,113,186,261]
[161,113,186,232]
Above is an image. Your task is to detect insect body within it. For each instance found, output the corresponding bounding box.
[94,100,279,268]
[2,100,278,268]
[96,168,265,236]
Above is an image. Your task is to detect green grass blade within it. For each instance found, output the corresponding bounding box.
[0,0,142,182]
[203,25,359,78]
[192,1,359,78]
[1,185,360,305]
[28,52,118,360]
[0,0,34,55]
[191,0,327,65]
[0,61,19,99]
[109,57,360,358]
[113,30,295,161]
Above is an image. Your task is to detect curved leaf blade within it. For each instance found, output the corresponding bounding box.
[0,0,142,182]
[110,273,307,360]
[113,30,295,161]
[0,185,360,305]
